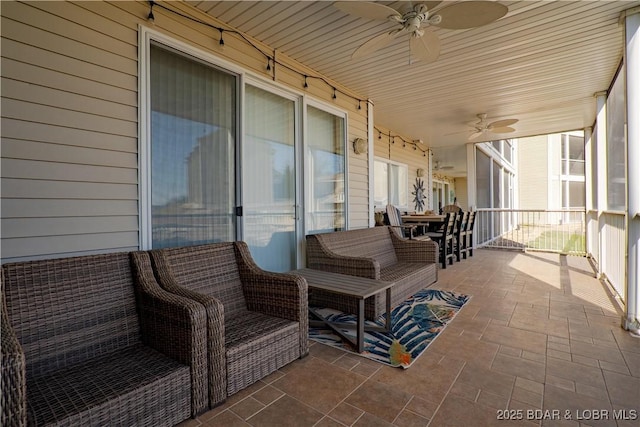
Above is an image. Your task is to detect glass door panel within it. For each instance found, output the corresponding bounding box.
[306,106,346,233]
[243,85,297,272]
[149,44,236,248]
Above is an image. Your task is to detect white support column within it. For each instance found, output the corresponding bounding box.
[367,100,375,227]
[623,8,640,333]
[595,90,607,278]
[584,127,595,258]
[466,143,476,210]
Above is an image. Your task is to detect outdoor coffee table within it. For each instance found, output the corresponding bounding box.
[291,268,395,353]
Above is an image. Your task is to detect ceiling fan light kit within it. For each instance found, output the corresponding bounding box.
[334,1,508,63]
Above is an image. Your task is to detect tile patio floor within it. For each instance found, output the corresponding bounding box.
[179,249,640,427]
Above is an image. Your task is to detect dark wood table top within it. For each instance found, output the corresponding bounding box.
[290,268,395,299]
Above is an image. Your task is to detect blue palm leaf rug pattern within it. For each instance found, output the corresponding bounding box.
[309,289,470,368]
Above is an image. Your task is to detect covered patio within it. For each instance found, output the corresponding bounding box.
[179,248,639,426]
[2,1,639,426]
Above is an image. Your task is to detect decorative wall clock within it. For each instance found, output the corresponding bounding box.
[412,177,426,212]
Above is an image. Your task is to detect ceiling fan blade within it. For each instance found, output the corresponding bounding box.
[489,126,516,134]
[334,1,401,21]
[432,1,508,30]
[409,28,440,63]
[468,131,484,140]
[352,30,399,59]
[489,118,518,128]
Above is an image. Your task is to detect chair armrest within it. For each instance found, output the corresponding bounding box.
[130,251,212,415]
[234,242,309,356]
[1,291,26,427]
[389,230,439,264]
[145,250,228,408]
[235,242,308,320]
[306,234,380,279]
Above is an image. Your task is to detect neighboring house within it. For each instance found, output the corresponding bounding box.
[519,131,585,212]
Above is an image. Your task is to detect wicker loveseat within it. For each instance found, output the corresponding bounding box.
[1,252,208,427]
[306,226,438,320]
[146,241,308,408]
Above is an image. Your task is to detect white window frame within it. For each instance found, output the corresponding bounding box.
[374,157,409,210]
[304,98,349,234]
[138,25,351,249]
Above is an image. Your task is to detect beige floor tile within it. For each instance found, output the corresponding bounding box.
[271,357,364,413]
[203,410,250,427]
[602,370,640,409]
[569,341,626,365]
[229,397,265,420]
[392,410,430,427]
[315,416,346,427]
[246,395,323,427]
[431,393,539,427]
[345,380,412,423]
[621,350,640,377]
[515,377,544,395]
[251,385,284,405]
[482,323,548,354]
[542,385,616,427]
[512,386,543,408]
[309,342,346,363]
[455,363,515,398]
[372,357,462,404]
[328,402,364,426]
[352,412,392,426]
[598,360,631,375]
[491,353,546,383]
[545,358,606,389]
[477,389,510,409]
[405,396,439,420]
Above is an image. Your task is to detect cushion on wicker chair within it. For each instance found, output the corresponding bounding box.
[1,252,207,427]
[26,344,191,426]
[149,242,308,406]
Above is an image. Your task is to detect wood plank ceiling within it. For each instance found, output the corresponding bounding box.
[190,1,631,152]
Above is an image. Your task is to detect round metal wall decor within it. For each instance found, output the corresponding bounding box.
[412,177,427,212]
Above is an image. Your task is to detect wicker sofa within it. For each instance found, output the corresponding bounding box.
[146,241,308,408]
[306,226,438,320]
[1,252,208,427]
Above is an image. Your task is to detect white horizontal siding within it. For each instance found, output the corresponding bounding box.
[1,0,371,261]
[0,1,140,262]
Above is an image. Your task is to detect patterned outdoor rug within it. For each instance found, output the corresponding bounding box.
[309,289,470,368]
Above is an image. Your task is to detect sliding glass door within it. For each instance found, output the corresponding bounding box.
[243,84,297,272]
[149,44,237,248]
[306,105,346,234]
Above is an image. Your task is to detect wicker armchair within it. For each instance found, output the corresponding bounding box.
[146,241,308,408]
[1,252,208,427]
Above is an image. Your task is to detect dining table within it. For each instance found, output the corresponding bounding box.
[401,213,446,234]
[401,214,446,223]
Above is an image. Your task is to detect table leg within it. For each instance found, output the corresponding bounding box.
[357,299,365,353]
[385,288,392,331]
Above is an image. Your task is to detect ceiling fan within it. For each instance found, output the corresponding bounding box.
[433,160,453,171]
[334,1,508,63]
[467,113,518,141]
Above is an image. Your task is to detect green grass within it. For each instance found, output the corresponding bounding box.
[527,231,586,254]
